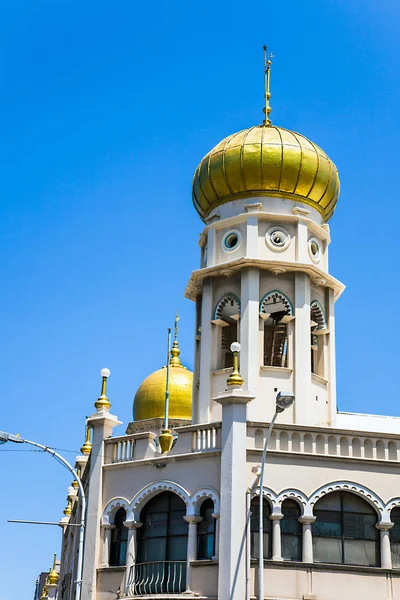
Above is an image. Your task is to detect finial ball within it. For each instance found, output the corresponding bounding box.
[101,368,111,378]
[230,342,241,353]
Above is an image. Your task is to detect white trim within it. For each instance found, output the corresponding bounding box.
[102,497,131,525]
[265,226,291,252]
[221,229,242,253]
[250,486,278,509]
[277,489,308,516]
[308,481,385,520]
[131,480,191,520]
[189,487,220,516]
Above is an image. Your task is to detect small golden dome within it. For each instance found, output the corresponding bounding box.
[192,125,339,222]
[133,340,193,421]
[48,554,59,585]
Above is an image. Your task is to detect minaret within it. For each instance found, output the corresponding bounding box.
[187,52,344,428]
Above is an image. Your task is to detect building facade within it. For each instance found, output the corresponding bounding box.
[55,93,400,600]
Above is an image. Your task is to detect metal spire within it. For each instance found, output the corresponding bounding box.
[263,45,274,126]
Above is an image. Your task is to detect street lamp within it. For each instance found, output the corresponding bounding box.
[258,391,295,600]
[0,430,86,600]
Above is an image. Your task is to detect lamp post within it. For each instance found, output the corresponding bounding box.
[0,431,86,600]
[258,391,295,600]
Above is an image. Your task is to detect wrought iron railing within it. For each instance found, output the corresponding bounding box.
[126,560,186,595]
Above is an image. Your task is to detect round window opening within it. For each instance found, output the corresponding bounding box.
[308,237,321,262]
[222,230,241,253]
[265,227,290,252]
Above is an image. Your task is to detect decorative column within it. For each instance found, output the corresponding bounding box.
[212,512,220,559]
[100,522,115,567]
[299,516,316,563]
[377,522,393,569]
[81,370,122,600]
[294,271,311,425]
[124,520,143,595]
[197,278,213,424]
[270,512,283,561]
[240,267,260,400]
[213,359,254,600]
[183,515,203,592]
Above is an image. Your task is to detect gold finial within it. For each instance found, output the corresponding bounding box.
[263,45,274,126]
[72,466,80,490]
[40,585,49,600]
[226,342,245,387]
[48,553,59,585]
[80,423,92,455]
[63,499,72,517]
[95,368,111,411]
[170,314,182,367]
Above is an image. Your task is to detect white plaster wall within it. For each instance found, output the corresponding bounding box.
[257,220,297,262]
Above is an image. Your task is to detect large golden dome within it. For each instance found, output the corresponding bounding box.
[133,341,193,421]
[192,125,339,222]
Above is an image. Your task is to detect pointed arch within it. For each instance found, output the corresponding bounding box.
[214,292,241,320]
[131,480,190,520]
[260,290,293,316]
[309,481,385,518]
[310,299,326,329]
[102,497,131,525]
[189,487,220,516]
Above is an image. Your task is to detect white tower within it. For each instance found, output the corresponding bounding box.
[187,102,344,429]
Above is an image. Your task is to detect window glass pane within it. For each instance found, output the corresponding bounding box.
[344,539,378,567]
[119,540,127,566]
[281,500,301,535]
[343,513,377,540]
[342,493,374,514]
[146,493,170,513]
[391,509,400,543]
[250,499,271,534]
[391,543,400,568]
[251,532,271,559]
[167,536,188,561]
[142,511,168,538]
[168,510,188,536]
[313,511,342,537]
[314,492,341,511]
[313,537,342,564]
[139,538,167,562]
[198,533,214,559]
[282,535,301,561]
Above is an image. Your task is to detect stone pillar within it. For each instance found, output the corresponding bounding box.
[81,410,121,600]
[183,515,202,591]
[197,278,213,424]
[212,512,220,559]
[240,268,260,400]
[124,520,143,595]
[327,287,337,425]
[270,512,283,561]
[47,585,57,600]
[294,271,311,426]
[299,516,316,563]
[100,523,115,567]
[214,387,254,600]
[377,522,393,569]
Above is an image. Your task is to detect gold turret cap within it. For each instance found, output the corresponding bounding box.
[95,368,111,411]
[72,466,80,490]
[80,423,92,455]
[40,585,49,600]
[63,499,72,517]
[48,553,59,585]
[133,318,193,421]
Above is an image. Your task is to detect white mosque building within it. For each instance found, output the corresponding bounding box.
[43,70,400,600]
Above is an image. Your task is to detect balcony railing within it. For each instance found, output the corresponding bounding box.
[126,560,186,595]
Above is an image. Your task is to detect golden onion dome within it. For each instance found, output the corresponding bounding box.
[133,339,193,421]
[192,125,340,222]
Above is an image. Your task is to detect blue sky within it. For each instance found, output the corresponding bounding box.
[1,0,400,596]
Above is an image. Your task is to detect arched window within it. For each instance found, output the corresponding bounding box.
[109,507,128,566]
[312,492,379,566]
[213,294,240,369]
[390,507,400,568]
[197,499,216,559]
[281,499,302,561]
[135,492,188,594]
[310,300,326,376]
[250,497,272,559]
[260,291,293,368]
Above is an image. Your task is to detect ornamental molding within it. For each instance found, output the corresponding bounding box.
[214,292,241,320]
[308,481,385,519]
[276,489,309,516]
[189,487,220,516]
[260,290,293,316]
[131,480,190,521]
[250,486,278,509]
[102,497,131,525]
